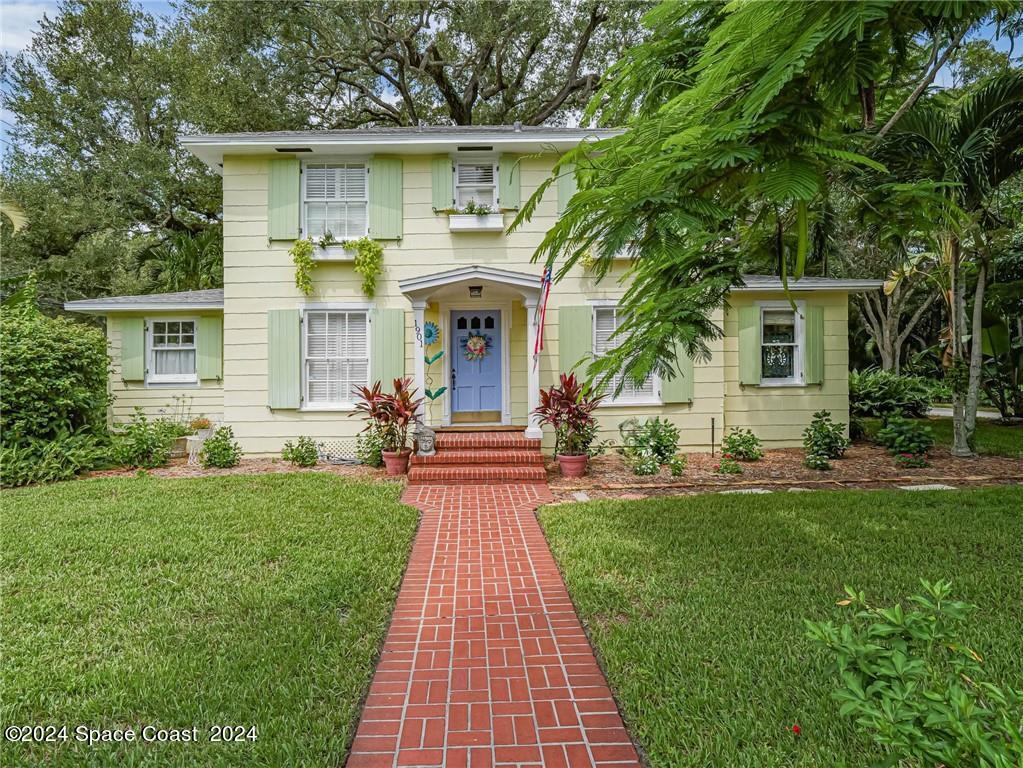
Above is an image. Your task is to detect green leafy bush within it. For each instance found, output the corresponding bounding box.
[1,431,110,487]
[282,436,319,467]
[714,454,743,475]
[803,453,831,470]
[876,416,934,456]
[619,417,682,474]
[802,410,849,459]
[805,580,1023,767]
[113,410,171,469]
[848,369,932,419]
[200,426,242,468]
[668,454,687,476]
[721,428,763,461]
[0,295,111,445]
[894,452,929,468]
[356,429,384,467]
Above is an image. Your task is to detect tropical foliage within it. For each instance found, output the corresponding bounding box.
[352,378,424,453]
[534,372,604,456]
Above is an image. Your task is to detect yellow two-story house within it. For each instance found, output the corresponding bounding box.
[66,126,880,455]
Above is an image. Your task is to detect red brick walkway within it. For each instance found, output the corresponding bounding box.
[346,484,641,768]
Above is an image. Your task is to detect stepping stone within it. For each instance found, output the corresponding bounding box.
[572,491,590,502]
[898,483,957,491]
[719,488,771,494]
[787,487,813,492]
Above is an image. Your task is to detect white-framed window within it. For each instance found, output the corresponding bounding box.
[760,301,804,385]
[302,162,368,240]
[592,306,659,405]
[454,161,497,208]
[303,310,369,408]
[147,319,198,385]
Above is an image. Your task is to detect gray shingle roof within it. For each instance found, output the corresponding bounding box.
[65,289,224,312]
[181,125,619,142]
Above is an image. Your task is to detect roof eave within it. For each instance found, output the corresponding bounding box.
[64,302,224,313]
[730,280,883,293]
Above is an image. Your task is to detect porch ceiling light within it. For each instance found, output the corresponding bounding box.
[468,285,483,298]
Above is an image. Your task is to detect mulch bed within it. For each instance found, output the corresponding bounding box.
[546,443,1023,501]
[85,457,393,482]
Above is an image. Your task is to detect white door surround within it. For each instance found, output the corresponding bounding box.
[399,265,543,439]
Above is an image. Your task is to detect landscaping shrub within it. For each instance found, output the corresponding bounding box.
[848,369,932,419]
[113,410,172,469]
[894,452,929,468]
[875,416,935,456]
[714,454,742,474]
[282,436,319,467]
[721,428,763,460]
[619,417,683,475]
[200,426,242,468]
[668,454,687,476]
[803,453,832,470]
[802,410,850,459]
[356,429,384,467]
[806,580,1023,767]
[0,431,110,487]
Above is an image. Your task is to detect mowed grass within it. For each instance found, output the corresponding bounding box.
[540,487,1023,768]
[862,416,1023,457]
[1,474,418,767]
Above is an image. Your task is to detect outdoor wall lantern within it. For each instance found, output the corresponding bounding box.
[468,285,483,298]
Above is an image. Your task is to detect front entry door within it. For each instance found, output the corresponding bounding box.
[451,310,502,418]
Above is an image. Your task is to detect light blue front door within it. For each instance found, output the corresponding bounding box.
[451,310,501,413]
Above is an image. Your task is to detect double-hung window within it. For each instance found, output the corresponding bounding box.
[303,310,369,407]
[593,306,658,404]
[455,162,497,208]
[148,319,197,384]
[303,162,368,241]
[760,304,803,385]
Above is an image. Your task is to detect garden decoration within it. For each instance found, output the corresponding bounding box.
[422,321,446,401]
[463,331,491,362]
[414,424,436,456]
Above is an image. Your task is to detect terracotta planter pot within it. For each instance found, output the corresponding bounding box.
[382,448,412,476]
[557,453,588,477]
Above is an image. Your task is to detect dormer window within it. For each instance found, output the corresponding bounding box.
[455,162,497,208]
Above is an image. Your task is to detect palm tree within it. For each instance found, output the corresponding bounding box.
[143,227,223,292]
[874,70,1023,455]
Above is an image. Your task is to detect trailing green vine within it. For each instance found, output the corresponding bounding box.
[291,238,315,296]
[345,236,384,298]
[290,235,384,298]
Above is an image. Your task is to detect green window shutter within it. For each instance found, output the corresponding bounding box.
[268,157,300,240]
[120,317,145,381]
[803,305,825,385]
[370,308,406,386]
[738,305,762,386]
[498,154,521,210]
[197,316,223,380]
[368,157,402,240]
[431,157,454,211]
[662,346,694,403]
[556,163,577,215]
[558,305,593,376]
[267,309,301,409]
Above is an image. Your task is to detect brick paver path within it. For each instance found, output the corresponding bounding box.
[346,484,641,768]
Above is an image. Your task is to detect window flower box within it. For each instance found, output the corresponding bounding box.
[448,213,505,232]
[312,245,357,261]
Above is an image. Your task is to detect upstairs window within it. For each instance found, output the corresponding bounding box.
[761,306,803,385]
[303,163,368,241]
[303,310,369,407]
[148,320,197,384]
[593,307,658,404]
[455,162,497,208]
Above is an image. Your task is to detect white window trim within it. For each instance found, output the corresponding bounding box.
[146,317,199,386]
[299,158,370,242]
[452,155,499,210]
[757,300,805,387]
[299,306,372,411]
[590,304,661,406]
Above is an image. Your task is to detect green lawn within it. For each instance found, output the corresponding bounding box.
[1,474,418,768]
[540,487,1023,768]
[862,416,1023,457]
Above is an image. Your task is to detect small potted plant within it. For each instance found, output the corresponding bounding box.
[189,416,213,439]
[534,372,604,477]
[352,377,424,475]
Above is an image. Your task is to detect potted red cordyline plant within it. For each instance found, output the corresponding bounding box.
[533,372,604,477]
[352,377,424,475]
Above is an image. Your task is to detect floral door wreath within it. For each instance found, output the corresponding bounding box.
[463,332,492,362]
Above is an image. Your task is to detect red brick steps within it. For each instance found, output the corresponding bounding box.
[408,430,546,485]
